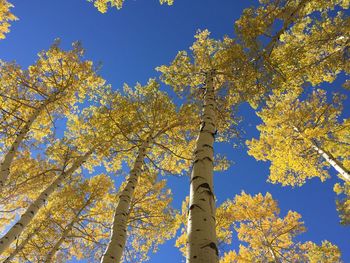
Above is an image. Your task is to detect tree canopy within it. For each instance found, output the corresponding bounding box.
[0,0,349,262]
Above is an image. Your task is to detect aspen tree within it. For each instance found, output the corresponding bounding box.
[0,100,123,256]
[220,192,341,263]
[2,224,44,262]
[247,89,350,186]
[89,0,173,12]
[101,138,151,263]
[0,153,59,232]
[100,79,196,263]
[236,0,350,93]
[0,41,104,190]
[9,172,177,262]
[0,143,93,255]
[175,196,238,258]
[0,0,16,39]
[176,193,341,262]
[0,102,130,259]
[1,174,115,262]
[157,30,259,263]
[157,2,350,257]
[120,174,178,262]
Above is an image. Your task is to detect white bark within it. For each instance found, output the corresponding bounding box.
[2,224,42,263]
[311,140,350,182]
[187,72,218,263]
[0,152,91,255]
[0,99,53,190]
[262,235,279,263]
[293,126,350,182]
[100,139,150,263]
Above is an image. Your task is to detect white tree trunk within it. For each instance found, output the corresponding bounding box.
[187,72,218,263]
[0,100,51,189]
[263,235,280,263]
[0,152,91,255]
[100,139,150,263]
[311,140,350,182]
[2,224,42,263]
[293,126,350,182]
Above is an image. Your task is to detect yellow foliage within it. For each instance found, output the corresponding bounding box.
[334,181,350,225]
[122,174,178,262]
[0,153,57,232]
[176,192,341,261]
[247,89,347,186]
[157,30,259,140]
[86,79,198,176]
[235,0,349,104]
[0,41,105,152]
[1,174,115,262]
[89,0,173,13]
[0,0,17,39]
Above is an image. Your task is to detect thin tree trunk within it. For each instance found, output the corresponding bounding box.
[293,126,350,182]
[263,237,279,263]
[43,196,92,262]
[187,71,218,263]
[311,139,350,182]
[100,138,150,263]
[43,221,75,263]
[0,151,91,255]
[0,99,51,189]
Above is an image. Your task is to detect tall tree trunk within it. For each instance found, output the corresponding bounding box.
[311,139,350,182]
[0,151,91,255]
[3,224,43,263]
[187,71,218,263]
[0,100,51,190]
[100,138,150,263]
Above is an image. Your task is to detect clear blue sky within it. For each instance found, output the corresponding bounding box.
[1,0,349,262]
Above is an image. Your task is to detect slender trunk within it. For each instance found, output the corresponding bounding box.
[187,72,218,263]
[0,152,91,255]
[3,224,42,263]
[311,140,350,182]
[43,221,75,263]
[269,248,279,263]
[264,238,279,263]
[100,139,150,263]
[0,100,51,189]
[293,126,350,182]
[43,197,91,263]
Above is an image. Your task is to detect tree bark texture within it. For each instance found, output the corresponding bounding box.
[311,139,350,182]
[100,138,150,263]
[0,152,91,255]
[186,72,218,263]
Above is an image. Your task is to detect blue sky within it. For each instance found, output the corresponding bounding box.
[1,0,349,262]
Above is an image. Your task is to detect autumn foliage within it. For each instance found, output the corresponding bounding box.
[0,0,349,262]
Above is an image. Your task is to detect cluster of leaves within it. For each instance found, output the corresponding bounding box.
[0,0,16,39]
[176,192,341,262]
[334,181,350,225]
[122,174,178,262]
[0,0,349,262]
[5,174,115,262]
[88,0,173,13]
[247,89,348,186]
